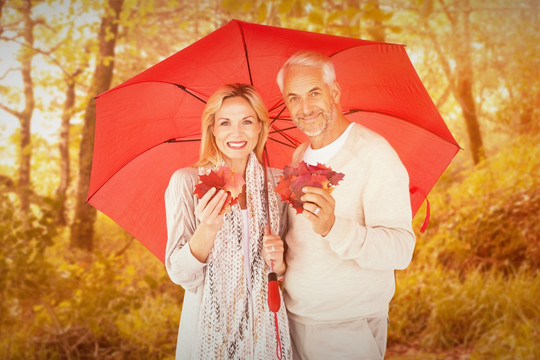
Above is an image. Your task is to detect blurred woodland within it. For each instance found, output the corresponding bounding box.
[1,0,539,359]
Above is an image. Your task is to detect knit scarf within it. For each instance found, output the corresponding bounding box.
[194,153,292,360]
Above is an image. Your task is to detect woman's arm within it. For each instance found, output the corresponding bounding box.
[188,187,228,262]
[164,168,227,290]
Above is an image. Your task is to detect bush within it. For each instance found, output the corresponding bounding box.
[0,193,183,359]
[389,136,540,357]
[416,135,540,274]
[390,268,540,357]
[0,185,58,356]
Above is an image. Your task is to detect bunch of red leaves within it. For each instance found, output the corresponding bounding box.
[193,166,245,214]
[275,161,345,214]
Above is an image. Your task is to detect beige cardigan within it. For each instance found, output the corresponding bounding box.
[164,167,288,359]
[283,123,416,324]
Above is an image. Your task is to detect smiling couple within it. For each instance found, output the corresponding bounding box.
[164,49,415,360]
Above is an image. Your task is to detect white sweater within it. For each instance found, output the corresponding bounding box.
[283,123,416,323]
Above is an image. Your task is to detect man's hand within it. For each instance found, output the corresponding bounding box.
[301,186,336,236]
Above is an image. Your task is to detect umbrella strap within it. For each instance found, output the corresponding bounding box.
[274,312,283,360]
[420,197,430,233]
[410,186,430,233]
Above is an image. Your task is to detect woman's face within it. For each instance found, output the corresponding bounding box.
[212,96,262,172]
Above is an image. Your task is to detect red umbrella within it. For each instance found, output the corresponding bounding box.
[88,19,460,263]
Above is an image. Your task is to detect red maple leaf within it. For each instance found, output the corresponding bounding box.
[275,161,345,214]
[194,166,245,214]
[274,177,292,202]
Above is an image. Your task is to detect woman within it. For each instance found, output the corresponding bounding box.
[164,83,292,359]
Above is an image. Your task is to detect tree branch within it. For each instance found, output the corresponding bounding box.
[115,236,135,258]
[0,102,22,118]
[1,35,89,89]
[436,85,452,108]
[0,66,21,81]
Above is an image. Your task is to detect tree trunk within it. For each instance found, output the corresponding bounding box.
[55,73,79,226]
[456,74,484,163]
[454,0,485,164]
[429,0,485,164]
[70,0,124,251]
[518,0,539,135]
[0,1,6,33]
[18,0,35,224]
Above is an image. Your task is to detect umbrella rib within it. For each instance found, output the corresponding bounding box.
[96,81,211,100]
[270,105,288,125]
[86,138,201,204]
[267,137,298,149]
[237,22,254,85]
[269,100,286,113]
[268,125,301,147]
[269,125,297,133]
[265,105,301,148]
[165,138,201,143]
[269,106,287,126]
[172,83,207,103]
[327,42,404,59]
[345,109,463,149]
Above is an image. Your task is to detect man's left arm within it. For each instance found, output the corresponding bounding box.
[302,144,416,270]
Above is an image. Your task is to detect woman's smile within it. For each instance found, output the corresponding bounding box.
[226,140,248,149]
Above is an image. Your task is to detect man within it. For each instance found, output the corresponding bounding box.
[276,50,416,359]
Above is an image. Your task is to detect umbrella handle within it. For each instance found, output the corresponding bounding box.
[263,147,284,359]
[266,224,281,312]
[267,272,281,312]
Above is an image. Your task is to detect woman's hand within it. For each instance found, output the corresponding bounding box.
[263,232,286,277]
[190,188,228,262]
[194,187,228,231]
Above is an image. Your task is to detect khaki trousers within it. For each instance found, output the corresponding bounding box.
[289,316,388,360]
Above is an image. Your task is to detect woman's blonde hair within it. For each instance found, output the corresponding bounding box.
[194,83,270,168]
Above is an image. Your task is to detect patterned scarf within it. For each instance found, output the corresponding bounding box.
[194,153,292,360]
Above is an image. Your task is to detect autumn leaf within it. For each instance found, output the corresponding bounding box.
[214,166,245,199]
[194,166,245,214]
[275,161,345,214]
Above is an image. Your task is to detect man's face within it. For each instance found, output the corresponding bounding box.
[282,65,339,138]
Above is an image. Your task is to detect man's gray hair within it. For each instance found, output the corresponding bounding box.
[276,50,337,93]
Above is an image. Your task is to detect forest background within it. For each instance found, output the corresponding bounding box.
[1,0,539,359]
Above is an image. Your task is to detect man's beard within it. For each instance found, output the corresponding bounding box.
[293,107,336,137]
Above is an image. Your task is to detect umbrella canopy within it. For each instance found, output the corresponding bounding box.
[88,19,460,263]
